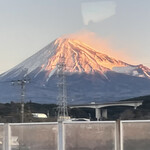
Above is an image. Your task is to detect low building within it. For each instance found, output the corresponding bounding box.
[32,113,48,119]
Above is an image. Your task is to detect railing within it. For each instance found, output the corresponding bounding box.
[0,120,150,150]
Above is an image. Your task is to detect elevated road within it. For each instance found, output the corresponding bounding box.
[69,100,143,120]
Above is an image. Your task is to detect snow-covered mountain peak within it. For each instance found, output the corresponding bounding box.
[1,37,127,78]
[53,37,127,69]
[1,37,150,81]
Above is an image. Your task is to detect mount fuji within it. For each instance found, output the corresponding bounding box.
[1,38,150,104]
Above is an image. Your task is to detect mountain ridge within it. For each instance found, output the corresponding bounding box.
[0,37,150,104]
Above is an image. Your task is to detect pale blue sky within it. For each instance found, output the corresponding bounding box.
[0,0,150,73]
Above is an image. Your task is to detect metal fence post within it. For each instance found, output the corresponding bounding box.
[58,121,65,150]
[120,121,123,150]
[115,120,121,150]
[3,123,11,150]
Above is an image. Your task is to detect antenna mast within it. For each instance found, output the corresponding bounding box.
[57,56,69,121]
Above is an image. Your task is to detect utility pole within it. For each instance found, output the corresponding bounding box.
[12,78,29,123]
[57,56,69,121]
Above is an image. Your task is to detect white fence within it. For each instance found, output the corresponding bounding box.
[120,120,150,150]
[0,120,150,150]
[63,121,116,150]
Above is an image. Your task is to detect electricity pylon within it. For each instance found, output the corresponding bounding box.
[57,56,69,121]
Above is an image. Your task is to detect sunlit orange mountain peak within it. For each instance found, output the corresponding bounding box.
[43,38,127,74]
[1,37,150,80]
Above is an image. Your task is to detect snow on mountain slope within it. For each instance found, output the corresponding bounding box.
[112,64,150,78]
